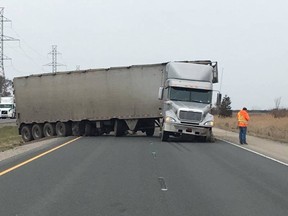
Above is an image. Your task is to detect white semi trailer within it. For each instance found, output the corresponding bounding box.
[13,61,219,142]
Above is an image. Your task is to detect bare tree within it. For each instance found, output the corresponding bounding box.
[272,97,286,118]
[274,97,281,109]
[0,76,13,97]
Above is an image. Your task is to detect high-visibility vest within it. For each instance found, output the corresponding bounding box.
[237,110,249,127]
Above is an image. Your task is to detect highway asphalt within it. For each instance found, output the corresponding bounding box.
[0,135,288,216]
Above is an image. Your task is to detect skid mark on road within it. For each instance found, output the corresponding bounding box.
[0,137,82,177]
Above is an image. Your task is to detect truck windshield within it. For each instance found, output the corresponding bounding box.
[0,104,13,108]
[169,87,212,104]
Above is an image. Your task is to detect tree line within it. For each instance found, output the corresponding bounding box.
[0,76,13,97]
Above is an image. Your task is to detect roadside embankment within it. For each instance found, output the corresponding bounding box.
[0,126,22,152]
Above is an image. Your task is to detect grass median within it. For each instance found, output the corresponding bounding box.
[0,126,22,152]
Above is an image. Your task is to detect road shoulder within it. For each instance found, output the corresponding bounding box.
[0,137,71,163]
[213,128,288,164]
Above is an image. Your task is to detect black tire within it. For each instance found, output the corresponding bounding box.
[66,122,72,136]
[56,122,70,137]
[84,122,92,136]
[199,128,214,143]
[161,130,169,142]
[114,120,125,137]
[43,123,56,137]
[146,129,155,137]
[32,124,44,140]
[146,120,155,137]
[21,125,34,142]
[71,122,84,136]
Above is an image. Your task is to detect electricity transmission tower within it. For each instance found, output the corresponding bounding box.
[44,45,65,73]
[0,7,19,94]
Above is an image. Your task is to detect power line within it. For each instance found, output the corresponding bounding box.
[6,42,43,73]
[10,27,47,60]
[44,45,65,73]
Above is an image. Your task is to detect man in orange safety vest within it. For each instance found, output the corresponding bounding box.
[237,107,250,144]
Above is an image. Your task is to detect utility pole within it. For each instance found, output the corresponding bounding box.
[44,45,65,73]
[0,7,19,95]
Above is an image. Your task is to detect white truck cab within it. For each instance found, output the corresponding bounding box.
[0,97,16,119]
[158,61,219,141]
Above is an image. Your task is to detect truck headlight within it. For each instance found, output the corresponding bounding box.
[204,121,214,126]
[165,116,176,123]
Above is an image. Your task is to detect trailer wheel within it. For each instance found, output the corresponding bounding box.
[43,123,56,137]
[114,120,125,137]
[21,125,34,142]
[32,124,44,140]
[161,130,169,142]
[56,122,69,137]
[71,122,84,136]
[145,120,155,137]
[146,129,155,137]
[84,122,92,136]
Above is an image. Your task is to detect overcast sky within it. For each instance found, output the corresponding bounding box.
[1,0,288,109]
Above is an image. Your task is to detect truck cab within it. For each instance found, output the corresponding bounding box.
[0,97,16,119]
[158,61,218,141]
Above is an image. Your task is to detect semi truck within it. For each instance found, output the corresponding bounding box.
[13,61,219,142]
[0,96,16,119]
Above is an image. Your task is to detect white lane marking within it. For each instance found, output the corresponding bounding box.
[217,138,288,167]
[152,151,157,159]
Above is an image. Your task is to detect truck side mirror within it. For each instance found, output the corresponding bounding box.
[216,93,222,106]
[158,87,164,100]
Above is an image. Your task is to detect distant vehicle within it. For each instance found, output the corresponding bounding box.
[0,96,16,119]
[13,61,220,142]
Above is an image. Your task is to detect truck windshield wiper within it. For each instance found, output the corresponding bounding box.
[170,99,189,102]
[190,100,210,104]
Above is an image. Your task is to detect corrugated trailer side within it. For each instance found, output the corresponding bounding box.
[14,63,164,142]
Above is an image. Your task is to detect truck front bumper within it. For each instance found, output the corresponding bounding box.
[0,113,12,118]
[163,122,211,136]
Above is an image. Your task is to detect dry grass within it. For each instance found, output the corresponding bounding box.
[0,126,22,152]
[215,113,288,143]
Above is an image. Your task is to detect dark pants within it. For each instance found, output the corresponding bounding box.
[239,126,247,144]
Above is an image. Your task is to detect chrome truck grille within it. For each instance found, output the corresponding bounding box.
[179,110,202,123]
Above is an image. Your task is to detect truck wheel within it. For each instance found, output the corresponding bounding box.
[114,120,125,137]
[206,132,215,142]
[161,130,169,141]
[32,124,44,140]
[146,129,155,137]
[72,122,83,136]
[84,122,92,136]
[43,123,56,137]
[201,128,214,142]
[146,120,155,137]
[21,125,34,142]
[56,122,69,137]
